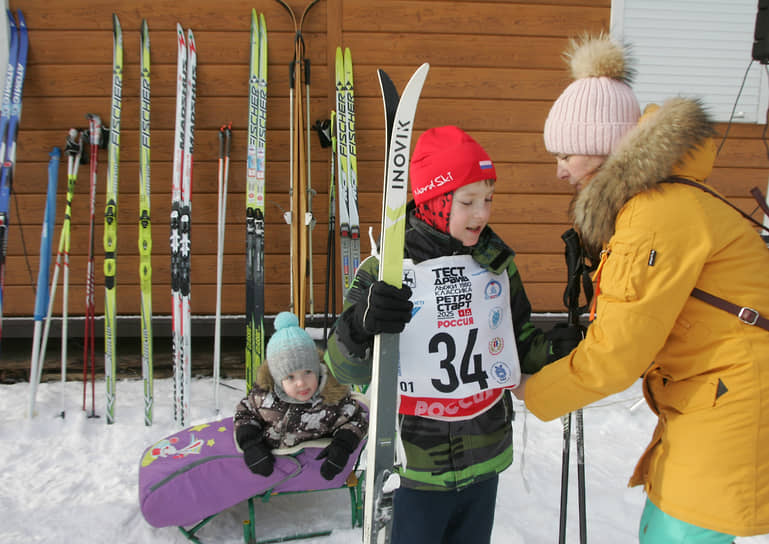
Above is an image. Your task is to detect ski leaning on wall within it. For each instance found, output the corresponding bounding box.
[0,0,9,102]
[245,9,267,394]
[363,63,429,544]
[170,23,197,427]
[27,148,60,418]
[104,13,123,425]
[344,48,360,290]
[334,46,361,296]
[139,19,153,426]
[275,0,318,327]
[0,9,27,347]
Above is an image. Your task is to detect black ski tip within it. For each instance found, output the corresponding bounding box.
[377,69,400,104]
[377,69,394,88]
[378,69,400,145]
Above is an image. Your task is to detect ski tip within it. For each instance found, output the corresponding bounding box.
[405,63,430,90]
[15,10,25,27]
[141,18,149,33]
[377,68,394,86]
[112,13,121,32]
[187,28,196,51]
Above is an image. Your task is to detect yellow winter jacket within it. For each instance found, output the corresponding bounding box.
[526,99,769,536]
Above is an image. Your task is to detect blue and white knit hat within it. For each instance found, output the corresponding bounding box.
[266,312,320,384]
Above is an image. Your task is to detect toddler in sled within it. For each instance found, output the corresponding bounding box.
[139,312,368,537]
[234,311,369,480]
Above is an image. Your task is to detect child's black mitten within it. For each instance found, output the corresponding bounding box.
[353,281,413,336]
[236,426,275,477]
[316,429,360,480]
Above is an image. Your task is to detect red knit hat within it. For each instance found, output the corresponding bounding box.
[410,126,496,206]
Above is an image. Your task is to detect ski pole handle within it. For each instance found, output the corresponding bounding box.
[224,123,232,157]
[561,227,583,325]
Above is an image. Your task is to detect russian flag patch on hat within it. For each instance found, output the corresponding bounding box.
[479,159,493,170]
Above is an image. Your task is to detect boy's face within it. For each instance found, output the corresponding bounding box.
[281,369,319,402]
[449,180,494,247]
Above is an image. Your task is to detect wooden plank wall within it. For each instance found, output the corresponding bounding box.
[5,0,768,327]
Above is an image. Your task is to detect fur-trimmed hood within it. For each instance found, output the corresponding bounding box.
[255,359,350,405]
[572,97,717,257]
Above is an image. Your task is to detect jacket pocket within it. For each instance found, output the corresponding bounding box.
[649,374,720,414]
[600,231,655,302]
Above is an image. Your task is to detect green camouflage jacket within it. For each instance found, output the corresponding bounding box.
[324,208,551,491]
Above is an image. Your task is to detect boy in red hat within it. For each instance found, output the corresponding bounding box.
[325,126,572,543]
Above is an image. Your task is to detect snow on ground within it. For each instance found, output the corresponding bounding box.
[2,375,768,543]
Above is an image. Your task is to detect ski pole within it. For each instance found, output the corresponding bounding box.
[84,113,102,418]
[316,116,335,345]
[38,128,82,416]
[214,123,231,411]
[560,227,591,544]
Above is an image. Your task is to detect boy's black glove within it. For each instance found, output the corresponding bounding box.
[353,281,413,337]
[546,322,585,362]
[316,429,360,480]
[236,426,275,477]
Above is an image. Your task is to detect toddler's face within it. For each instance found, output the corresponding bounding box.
[449,180,494,247]
[281,369,319,402]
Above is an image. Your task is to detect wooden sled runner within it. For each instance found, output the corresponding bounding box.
[138,416,365,543]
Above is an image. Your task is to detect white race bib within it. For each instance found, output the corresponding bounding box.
[397,254,520,420]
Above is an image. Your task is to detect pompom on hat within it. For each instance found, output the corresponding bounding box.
[266,312,320,385]
[409,126,496,206]
[544,34,641,156]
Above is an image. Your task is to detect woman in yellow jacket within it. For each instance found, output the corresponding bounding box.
[515,34,769,543]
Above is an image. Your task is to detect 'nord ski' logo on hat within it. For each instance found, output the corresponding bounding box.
[413,171,454,198]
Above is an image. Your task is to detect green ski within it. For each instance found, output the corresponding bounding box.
[139,19,153,426]
[245,10,267,391]
[104,13,122,424]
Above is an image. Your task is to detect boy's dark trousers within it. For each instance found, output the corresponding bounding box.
[390,475,498,544]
